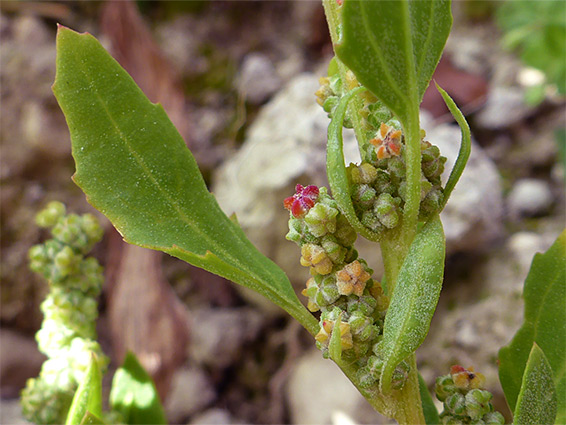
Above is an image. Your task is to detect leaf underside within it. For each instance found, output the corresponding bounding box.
[498,229,566,422]
[379,216,445,393]
[335,0,452,123]
[514,343,557,425]
[53,27,317,334]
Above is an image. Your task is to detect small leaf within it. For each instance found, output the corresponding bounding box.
[379,216,445,393]
[418,373,440,425]
[329,312,343,365]
[53,27,317,336]
[514,343,557,425]
[335,0,452,122]
[435,83,470,209]
[327,87,382,242]
[79,412,106,425]
[499,230,566,422]
[66,354,103,425]
[109,352,167,425]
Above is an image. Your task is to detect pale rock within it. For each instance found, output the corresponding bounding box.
[165,366,216,424]
[188,308,263,369]
[475,86,535,130]
[213,73,364,292]
[286,349,387,425]
[237,53,282,104]
[189,408,237,425]
[421,113,504,253]
[0,398,30,424]
[507,178,554,218]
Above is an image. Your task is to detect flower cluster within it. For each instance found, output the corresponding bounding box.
[316,68,447,236]
[21,202,108,424]
[285,185,409,388]
[435,366,505,424]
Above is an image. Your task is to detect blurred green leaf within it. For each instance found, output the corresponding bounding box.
[514,343,557,425]
[109,352,167,425]
[52,26,318,336]
[379,216,445,393]
[418,373,440,425]
[335,0,452,122]
[499,229,566,422]
[65,354,102,425]
[497,0,566,94]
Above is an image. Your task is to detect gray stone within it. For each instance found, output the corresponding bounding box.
[507,178,554,218]
[475,86,535,130]
[188,308,263,369]
[189,408,237,425]
[0,398,31,425]
[237,53,282,104]
[0,329,45,398]
[286,349,387,425]
[165,366,216,424]
[421,113,504,253]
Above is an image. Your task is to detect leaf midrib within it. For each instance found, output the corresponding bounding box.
[67,41,277,292]
[358,2,409,111]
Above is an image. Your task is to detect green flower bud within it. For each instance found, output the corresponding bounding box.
[391,360,410,390]
[373,169,395,195]
[374,193,401,229]
[350,163,378,185]
[361,210,383,233]
[357,365,379,388]
[387,156,405,183]
[347,293,377,316]
[321,235,347,264]
[420,187,444,219]
[334,215,357,247]
[323,96,339,113]
[482,411,504,425]
[81,213,104,244]
[440,414,465,425]
[436,374,457,402]
[54,246,81,278]
[304,202,339,237]
[35,201,66,228]
[465,389,492,420]
[349,310,371,334]
[352,184,377,210]
[445,392,467,416]
[286,217,320,245]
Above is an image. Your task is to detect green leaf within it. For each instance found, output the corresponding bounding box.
[335,0,452,122]
[418,373,440,425]
[499,230,566,422]
[52,26,317,336]
[109,352,167,425]
[514,343,557,425]
[327,87,382,242]
[79,412,106,425]
[329,312,344,365]
[66,354,103,425]
[379,216,445,393]
[435,83,470,209]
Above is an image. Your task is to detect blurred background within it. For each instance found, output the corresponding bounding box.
[1,1,564,423]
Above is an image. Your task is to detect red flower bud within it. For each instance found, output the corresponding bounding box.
[284,184,319,218]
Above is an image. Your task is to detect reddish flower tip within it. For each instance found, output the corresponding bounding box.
[284,184,319,218]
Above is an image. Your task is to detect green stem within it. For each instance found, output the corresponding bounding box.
[337,354,424,424]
